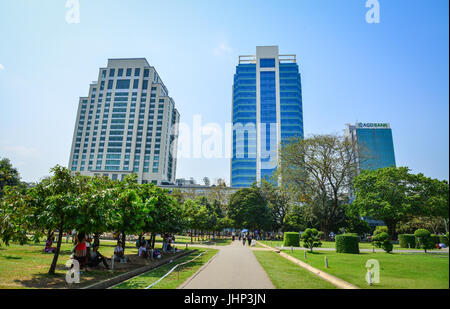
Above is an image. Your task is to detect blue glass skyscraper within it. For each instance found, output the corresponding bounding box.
[345,123,396,172]
[231,46,304,187]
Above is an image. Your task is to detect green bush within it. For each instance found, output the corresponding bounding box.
[398,234,416,248]
[414,229,434,253]
[439,235,449,246]
[283,232,300,247]
[373,226,388,236]
[372,232,393,253]
[335,234,359,254]
[301,229,324,252]
[430,234,440,246]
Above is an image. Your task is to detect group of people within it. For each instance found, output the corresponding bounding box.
[236,233,255,246]
[72,233,109,270]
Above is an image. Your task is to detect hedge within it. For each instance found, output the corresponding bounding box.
[430,234,440,246]
[398,234,415,248]
[439,235,449,246]
[283,232,300,247]
[335,234,360,254]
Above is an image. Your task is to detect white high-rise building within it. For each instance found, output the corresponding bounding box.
[68,58,179,184]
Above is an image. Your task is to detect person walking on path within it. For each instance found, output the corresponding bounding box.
[242,234,246,246]
[247,234,252,246]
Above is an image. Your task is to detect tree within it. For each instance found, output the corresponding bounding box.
[228,188,273,232]
[184,199,208,243]
[278,135,360,239]
[0,186,34,246]
[258,179,292,232]
[302,228,324,252]
[33,165,81,274]
[0,158,23,197]
[203,177,211,187]
[110,174,149,255]
[352,167,447,240]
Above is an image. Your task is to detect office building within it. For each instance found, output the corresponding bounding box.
[345,122,396,173]
[68,58,180,184]
[231,46,304,187]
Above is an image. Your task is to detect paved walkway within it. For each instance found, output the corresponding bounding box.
[179,240,275,289]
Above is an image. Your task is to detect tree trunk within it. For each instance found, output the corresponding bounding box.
[121,231,126,255]
[151,233,156,249]
[48,219,63,275]
[190,230,193,244]
[93,232,101,247]
[386,221,398,240]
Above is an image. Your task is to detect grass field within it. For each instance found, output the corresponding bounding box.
[253,250,336,289]
[112,248,218,289]
[285,250,449,289]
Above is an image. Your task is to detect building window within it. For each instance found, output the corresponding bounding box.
[260,58,275,68]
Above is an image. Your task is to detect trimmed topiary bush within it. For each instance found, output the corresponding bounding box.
[301,229,323,252]
[283,232,300,247]
[372,232,393,253]
[335,234,360,254]
[398,234,416,248]
[414,229,434,253]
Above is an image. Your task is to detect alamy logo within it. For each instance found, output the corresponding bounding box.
[365,259,380,285]
[65,0,80,24]
[65,258,80,284]
[365,0,380,24]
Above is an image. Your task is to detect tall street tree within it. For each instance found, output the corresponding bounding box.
[278,134,360,239]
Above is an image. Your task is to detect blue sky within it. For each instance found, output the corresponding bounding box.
[0,0,448,184]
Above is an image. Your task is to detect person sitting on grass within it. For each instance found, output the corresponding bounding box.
[88,244,109,269]
[44,238,56,253]
[114,241,124,262]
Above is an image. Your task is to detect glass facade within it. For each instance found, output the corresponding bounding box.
[231,47,303,188]
[356,128,396,170]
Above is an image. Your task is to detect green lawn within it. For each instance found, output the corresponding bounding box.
[112,248,218,289]
[252,250,336,289]
[285,250,449,289]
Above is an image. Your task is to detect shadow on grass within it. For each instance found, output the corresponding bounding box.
[0,254,23,260]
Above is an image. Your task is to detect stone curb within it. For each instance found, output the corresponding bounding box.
[81,250,195,289]
[256,241,359,289]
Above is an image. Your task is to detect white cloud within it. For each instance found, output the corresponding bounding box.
[213,42,232,56]
[0,64,4,70]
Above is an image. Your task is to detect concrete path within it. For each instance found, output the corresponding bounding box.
[179,240,275,289]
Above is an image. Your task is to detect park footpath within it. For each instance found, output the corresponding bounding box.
[179,240,275,289]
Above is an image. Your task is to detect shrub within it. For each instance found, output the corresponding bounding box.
[283,232,300,247]
[335,234,360,254]
[414,229,434,253]
[302,228,323,252]
[439,234,449,246]
[398,234,415,248]
[372,232,393,253]
[373,226,388,236]
[430,234,440,246]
